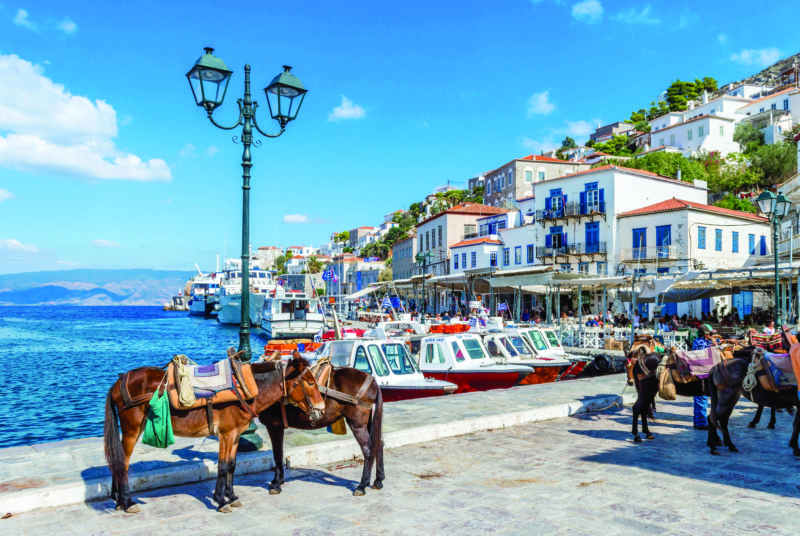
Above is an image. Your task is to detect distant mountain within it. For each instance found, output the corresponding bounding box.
[0,269,195,306]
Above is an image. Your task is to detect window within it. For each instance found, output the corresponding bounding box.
[656,225,671,258]
[486,181,491,194]
[560,263,571,272]
[698,227,706,249]
[524,170,533,182]
[670,134,675,146]
[454,255,458,270]
[759,107,765,113]
[462,253,466,268]
[471,252,476,268]
[382,343,416,374]
[732,231,739,253]
[549,189,563,212]
[497,220,507,230]
[424,343,446,364]
[760,236,767,256]
[784,99,790,111]
[578,263,589,275]
[659,138,665,146]
[687,129,693,141]
[500,175,505,188]
[698,125,705,137]
[464,224,476,237]
[526,245,534,263]
[490,252,497,267]
[503,248,510,266]
[515,246,521,264]
[715,229,722,251]
[586,222,600,251]
[462,338,487,360]
[451,341,465,362]
[354,347,372,373]
[425,231,429,250]
[597,262,607,275]
[771,103,777,110]
[719,125,724,136]
[749,234,755,254]
[438,226,442,247]
[632,228,646,259]
[367,345,390,377]
[538,171,546,181]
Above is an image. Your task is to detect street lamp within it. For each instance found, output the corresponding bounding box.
[186,47,307,362]
[756,190,791,326]
[415,251,433,323]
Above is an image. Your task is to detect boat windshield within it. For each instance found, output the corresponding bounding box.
[461,338,487,360]
[498,337,519,357]
[507,336,530,356]
[526,330,549,351]
[381,343,418,374]
[330,341,356,367]
[367,345,390,377]
[544,330,562,349]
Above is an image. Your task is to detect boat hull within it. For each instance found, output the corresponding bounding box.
[422,370,529,394]
[513,363,568,385]
[188,297,208,316]
[380,384,458,402]
[218,293,265,325]
[261,319,325,340]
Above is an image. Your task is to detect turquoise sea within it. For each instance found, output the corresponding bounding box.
[0,306,272,448]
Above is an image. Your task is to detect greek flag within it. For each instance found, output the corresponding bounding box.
[479,318,486,327]
[498,303,508,312]
[381,297,392,308]
[313,326,323,343]
[321,269,330,281]
[468,317,477,327]
[331,269,339,283]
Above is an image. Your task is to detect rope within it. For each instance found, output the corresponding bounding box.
[742,347,764,392]
[173,354,197,407]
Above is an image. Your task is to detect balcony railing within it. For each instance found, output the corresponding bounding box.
[619,245,678,262]
[535,200,606,222]
[777,233,800,255]
[536,242,607,258]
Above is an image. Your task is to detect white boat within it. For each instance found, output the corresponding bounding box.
[187,274,220,317]
[313,339,457,402]
[257,287,325,340]
[217,265,277,325]
[516,326,593,378]
[481,332,571,384]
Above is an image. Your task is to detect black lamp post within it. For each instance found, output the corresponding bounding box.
[415,251,433,323]
[186,48,307,362]
[756,190,791,326]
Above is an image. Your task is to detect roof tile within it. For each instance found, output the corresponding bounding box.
[617,197,767,222]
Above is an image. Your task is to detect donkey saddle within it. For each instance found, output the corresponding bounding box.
[167,348,258,410]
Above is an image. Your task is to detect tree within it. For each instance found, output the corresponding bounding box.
[306,256,323,274]
[385,226,408,245]
[592,134,633,156]
[378,267,393,282]
[561,136,577,149]
[782,123,800,145]
[274,254,288,274]
[408,202,423,220]
[751,142,797,185]
[343,247,353,254]
[713,194,757,214]
[621,152,709,184]
[733,123,765,154]
[694,76,718,95]
[336,231,350,244]
[465,185,484,204]
[666,79,700,111]
[699,151,764,193]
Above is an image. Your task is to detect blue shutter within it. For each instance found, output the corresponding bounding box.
[599,188,605,211]
[760,236,767,255]
[579,191,587,214]
[545,197,551,210]
[545,234,552,248]
[563,194,568,208]
[563,233,568,246]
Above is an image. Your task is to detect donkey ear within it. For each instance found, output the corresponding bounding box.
[291,349,304,368]
[271,350,282,361]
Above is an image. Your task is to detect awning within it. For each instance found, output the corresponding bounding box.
[550,274,628,288]
[342,283,389,301]
[487,266,555,289]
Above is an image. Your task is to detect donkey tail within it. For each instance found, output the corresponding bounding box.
[367,384,383,463]
[104,384,127,488]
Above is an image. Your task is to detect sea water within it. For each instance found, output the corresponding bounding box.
[0,306,272,448]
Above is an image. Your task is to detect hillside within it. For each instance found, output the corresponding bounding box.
[723,52,800,91]
[0,269,195,306]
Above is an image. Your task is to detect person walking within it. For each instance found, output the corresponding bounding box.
[691,324,717,430]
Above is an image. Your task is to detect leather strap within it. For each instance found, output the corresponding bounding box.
[280,400,289,429]
[118,372,154,409]
[231,376,258,418]
[355,375,374,400]
[318,385,374,409]
[206,402,214,435]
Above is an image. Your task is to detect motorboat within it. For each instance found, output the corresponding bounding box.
[256,287,325,340]
[217,265,277,326]
[481,332,571,384]
[187,274,220,317]
[314,339,457,402]
[412,333,531,393]
[518,327,592,379]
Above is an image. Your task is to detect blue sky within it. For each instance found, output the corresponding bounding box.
[0,1,797,274]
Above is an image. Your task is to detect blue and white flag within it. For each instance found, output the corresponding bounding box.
[468,317,477,327]
[498,303,508,312]
[313,326,323,343]
[479,317,486,327]
[381,297,392,309]
[390,297,402,310]
[321,269,330,281]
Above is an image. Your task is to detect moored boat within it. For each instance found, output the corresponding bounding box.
[187,274,220,317]
[481,332,571,384]
[257,287,325,340]
[217,263,277,325]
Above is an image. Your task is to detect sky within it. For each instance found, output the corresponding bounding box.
[0,1,798,274]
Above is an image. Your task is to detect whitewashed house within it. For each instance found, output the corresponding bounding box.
[736,87,800,145]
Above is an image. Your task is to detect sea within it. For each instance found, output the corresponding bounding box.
[0,306,274,449]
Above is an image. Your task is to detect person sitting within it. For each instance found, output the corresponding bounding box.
[586,317,599,327]
[522,309,530,322]
[763,320,776,335]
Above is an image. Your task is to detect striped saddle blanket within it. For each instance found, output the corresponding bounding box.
[751,333,785,353]
[673,347,723,379]
[184,360,234,398]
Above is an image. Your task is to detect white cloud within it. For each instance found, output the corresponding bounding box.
[0,238,37,253]
[0,54,170,181]
[526,90,555,117]
[92,239,120,248]
[678,10,699,28]
[57,18,77,35]
[0,188,12,202]
[564,120,595,138]
[179,143,196,157]
[206,146,218,156]
[13,9,36,31]
[611,6,658,25]
[730,48,782,68]
[328,96,366,122]
[522,117,602,153]
[572,0,603,23]
[718,34,728,44]
[283,214,310,224]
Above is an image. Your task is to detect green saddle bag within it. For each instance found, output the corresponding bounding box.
[142,389,175,448]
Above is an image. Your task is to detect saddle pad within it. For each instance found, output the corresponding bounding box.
[167,361,258,410]
[674,347,722,378]
[764,353,797,388]
[187,360,233,394]
[751,333,784,352]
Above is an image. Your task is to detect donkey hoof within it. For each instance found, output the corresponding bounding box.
[124,504,140,514]
[768,424,776,430]
[793,449,800,457]
[218,504,233,513]
[747,422,756,429]
[710,449,720,456]
[645,434,655,441]
[633,436,643,444]
[372,481,383,490]
[728,446,739,453]
[231,499,243,508]
[269,487,281,495]
[353,488,366,497]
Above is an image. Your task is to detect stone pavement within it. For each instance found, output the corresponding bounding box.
[4,397,799,535]
[0,374,632,514]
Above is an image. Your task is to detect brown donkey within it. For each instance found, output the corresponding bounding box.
[103,351,325,513]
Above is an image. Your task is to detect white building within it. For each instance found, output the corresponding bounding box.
[736,87,800,145]
[254,246,282,269]
[286,245,313,257]
[649,114,739,157]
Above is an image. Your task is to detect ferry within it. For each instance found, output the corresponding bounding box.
[216,265,277,325]
[187,274,220,317]
[256,287,325,339]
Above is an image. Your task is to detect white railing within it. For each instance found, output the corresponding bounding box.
[777,233,800,255]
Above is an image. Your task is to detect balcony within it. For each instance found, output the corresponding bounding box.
[535,241,607,260]
[619,245,679,263]
[536,200,606,225]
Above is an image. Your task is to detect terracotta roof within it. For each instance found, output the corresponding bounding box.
[519,154,569,163]
[416,203,512,227]
[738,87,797,109]
[450,237,504,249]
[516,194,536,202]
[291,255,305,260]
[617,198,767,222]
[562,165,674,181]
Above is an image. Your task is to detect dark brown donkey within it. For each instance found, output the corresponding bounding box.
[103,352,325,513]
[259,365,384,496]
